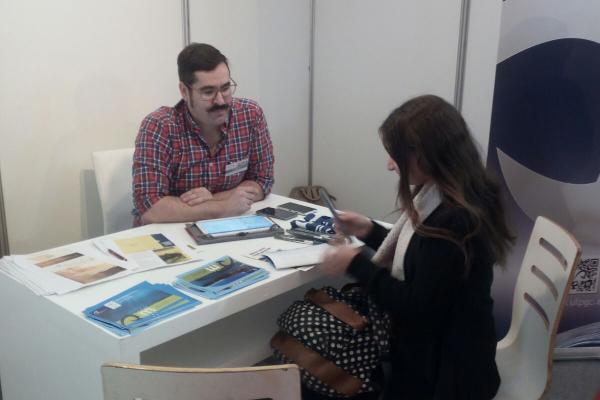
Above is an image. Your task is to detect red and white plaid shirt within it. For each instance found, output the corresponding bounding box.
[132,98,274,222]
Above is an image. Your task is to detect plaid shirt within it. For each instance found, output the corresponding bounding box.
[132,98,274,221]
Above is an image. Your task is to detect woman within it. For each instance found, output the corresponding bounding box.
[319,95,513,399]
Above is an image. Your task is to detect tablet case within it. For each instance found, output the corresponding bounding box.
[185,222,284,245]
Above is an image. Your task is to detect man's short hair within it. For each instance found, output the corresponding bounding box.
[177,43,229,86]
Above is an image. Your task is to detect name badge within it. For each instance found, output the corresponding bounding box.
[225,158,249,176]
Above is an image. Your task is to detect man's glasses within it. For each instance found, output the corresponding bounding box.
[187,79,237,101]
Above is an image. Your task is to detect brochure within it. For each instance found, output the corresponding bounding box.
[261,243,331,270]
[84,281,200,335]
[94,233,197,271]
[174,256,269,299]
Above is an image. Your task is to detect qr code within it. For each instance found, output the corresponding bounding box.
[570,258,599,294]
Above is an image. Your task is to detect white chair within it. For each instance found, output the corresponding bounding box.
[92,148,135,234]
[494,216,582,400]
[101,362,301,400]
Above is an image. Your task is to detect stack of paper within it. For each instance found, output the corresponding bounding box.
[83,281,200,336]
[174,256,269,300]
[0,245,133,295]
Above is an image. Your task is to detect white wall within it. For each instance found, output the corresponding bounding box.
[0,0,182,253]
[461,1,503,160]
[0,0,503,254]
[311,0,462,220]
[188,0,311,197]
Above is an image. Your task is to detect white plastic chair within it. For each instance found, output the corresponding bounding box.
[92,148,135,234]
[494,216,581,400]
[101,362,301,400]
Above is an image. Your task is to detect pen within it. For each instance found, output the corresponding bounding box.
[108,249,128,261]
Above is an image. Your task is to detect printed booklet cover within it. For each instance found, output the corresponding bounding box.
[84,281,200,336]
[174,256,269,300]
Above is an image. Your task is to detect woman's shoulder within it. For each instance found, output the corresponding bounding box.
[424,203,474,234]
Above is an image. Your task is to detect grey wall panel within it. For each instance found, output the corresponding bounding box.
[188,0,312,197]
[312,0,462,220]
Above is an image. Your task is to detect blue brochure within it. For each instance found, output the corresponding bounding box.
[84,281,200,335]
[174,256,269,300]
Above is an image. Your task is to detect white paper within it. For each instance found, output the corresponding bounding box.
[262,244,331,269]
[4,243,133,295]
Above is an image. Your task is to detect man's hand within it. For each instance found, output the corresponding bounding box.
[180,187,213,206]
[223,186,259,215]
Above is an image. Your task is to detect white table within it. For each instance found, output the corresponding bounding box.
[0,194,340,400]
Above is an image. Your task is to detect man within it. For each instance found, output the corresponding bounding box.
[133,43,274,225]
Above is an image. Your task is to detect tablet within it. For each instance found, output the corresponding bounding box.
[195,215,273,237]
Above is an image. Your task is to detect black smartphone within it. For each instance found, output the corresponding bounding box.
[318,188,339,219]
[256,207,298,221]
[277,202,316,215]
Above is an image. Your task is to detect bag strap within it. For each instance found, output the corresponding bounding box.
[271,331,363,397]
[305,288,369,331]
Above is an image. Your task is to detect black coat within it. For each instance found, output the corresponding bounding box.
[347,204,500,400]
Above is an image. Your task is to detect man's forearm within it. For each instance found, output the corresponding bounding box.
[240,180,265,200]
[140,196,232,224]
[212,180,264,201]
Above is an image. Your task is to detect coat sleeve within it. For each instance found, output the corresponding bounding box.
[362,221,390,250]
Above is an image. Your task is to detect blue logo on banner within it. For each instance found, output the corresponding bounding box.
[490,38,600,184]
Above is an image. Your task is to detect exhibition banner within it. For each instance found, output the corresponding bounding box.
[488,0,600,355]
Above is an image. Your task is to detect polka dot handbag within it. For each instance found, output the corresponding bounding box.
[271,285,390,398]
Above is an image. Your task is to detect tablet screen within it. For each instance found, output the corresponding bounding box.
[195,215,273,236]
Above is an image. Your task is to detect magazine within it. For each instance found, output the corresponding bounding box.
[174,256,269,299]
[84,281,200,335]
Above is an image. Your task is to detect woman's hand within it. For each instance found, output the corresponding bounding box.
[334,211,373,239]
[319,245,361,277]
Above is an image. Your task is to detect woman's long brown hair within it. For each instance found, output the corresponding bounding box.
[379,95,514,273]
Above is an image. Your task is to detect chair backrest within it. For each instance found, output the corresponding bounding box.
[495,216,581,400]
[101,362,301,400]
[92,148,135,234]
